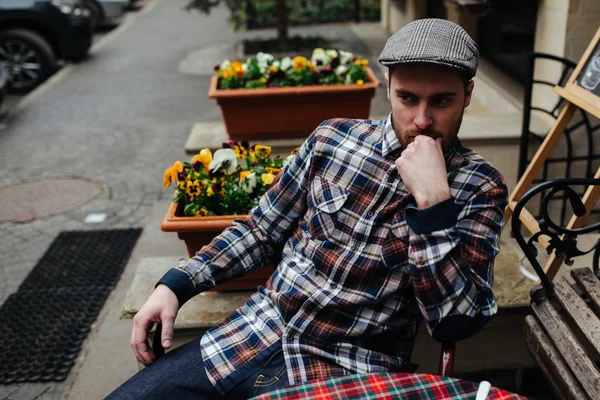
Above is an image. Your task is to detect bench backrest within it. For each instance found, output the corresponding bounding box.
[512,178,600,399]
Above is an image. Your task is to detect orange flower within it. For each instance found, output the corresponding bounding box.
[223,67,233,79]
[170,161,183,182]
[265,167,281,175]
[163,167,172,188]
[240,170,251,180]
[232,61,244,78]
[293,56,307,71]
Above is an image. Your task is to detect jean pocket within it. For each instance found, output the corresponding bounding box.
[249,350,288,397]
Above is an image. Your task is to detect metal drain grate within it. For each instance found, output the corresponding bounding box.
[0,228,142,383]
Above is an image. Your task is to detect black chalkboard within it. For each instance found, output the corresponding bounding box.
[577,43,600,97]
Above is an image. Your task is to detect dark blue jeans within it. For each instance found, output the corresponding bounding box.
[106,338,289,399]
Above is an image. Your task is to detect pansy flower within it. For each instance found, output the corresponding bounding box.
[254,145,272,159]
[241,172,257,193]
[261,172,277,185]
[209,148,238,175]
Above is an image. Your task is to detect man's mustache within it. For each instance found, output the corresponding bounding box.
[403,129,444,140]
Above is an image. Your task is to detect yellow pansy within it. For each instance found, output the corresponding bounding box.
[170,161,183,182]
[293,56,307,71]
[185,180,201,197]
[260,77,267,84]
[249,149,257,163]
[195,208,209,217]
[177,180,187,191]
[261,173,277,185]
[307,61,317,72]
[360,59,368,68]
[269,65,278,73]
[192,148,213,170]
[163,167,172,188]
[254,145,272,159]
[233,145,247,159]
[356,80,364,85]
[265,167,281,175]
[223,67,233,79]
[206,186,214,196]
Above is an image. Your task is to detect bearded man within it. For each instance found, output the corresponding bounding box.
[109,18,507,400]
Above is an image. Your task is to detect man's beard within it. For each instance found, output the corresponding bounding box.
[391,109,465,153]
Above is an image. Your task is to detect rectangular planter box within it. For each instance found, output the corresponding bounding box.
[208,67,381,141]
[161,200,274,292]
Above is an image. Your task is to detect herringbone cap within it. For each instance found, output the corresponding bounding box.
[378,18,479,78]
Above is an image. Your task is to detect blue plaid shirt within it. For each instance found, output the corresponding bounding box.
[159,116,508,394]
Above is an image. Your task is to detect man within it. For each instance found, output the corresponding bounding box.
[109,18,507,399]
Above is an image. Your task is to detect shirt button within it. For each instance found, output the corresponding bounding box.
[351,246,358,252]
[367,211,374,217]
[331,282,338,289]
[286,334,294,341]
[317,197,322,203]
[388,175,395,183]
[417,259,426,266]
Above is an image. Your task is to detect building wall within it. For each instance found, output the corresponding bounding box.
[381,0,428,33]
[566,0,600,61]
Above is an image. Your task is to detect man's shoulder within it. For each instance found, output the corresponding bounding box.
[452,143,508,196]
[313,118,386,143]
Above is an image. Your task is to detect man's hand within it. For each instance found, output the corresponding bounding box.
[395,135,451,209]
[130,284,179,365]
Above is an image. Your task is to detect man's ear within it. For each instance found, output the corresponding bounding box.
[385,72,390,100]
[464,80,475,108]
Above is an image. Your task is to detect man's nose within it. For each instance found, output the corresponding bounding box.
[413,105,433,130]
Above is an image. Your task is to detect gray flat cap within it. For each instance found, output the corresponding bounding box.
[379,18,479,78]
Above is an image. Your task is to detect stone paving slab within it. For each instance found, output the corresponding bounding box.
[185,121,308,155]
[121,255,253,329]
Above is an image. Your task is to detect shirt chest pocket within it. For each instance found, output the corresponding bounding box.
[305,177,350,242]
[381,211,411,270]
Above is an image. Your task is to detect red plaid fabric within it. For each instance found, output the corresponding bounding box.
[251,373,527,400]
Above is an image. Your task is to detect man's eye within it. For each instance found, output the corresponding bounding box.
[399,95,415,102]
[433,97,452,105]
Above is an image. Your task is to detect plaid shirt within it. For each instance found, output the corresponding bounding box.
[159,116,508,394]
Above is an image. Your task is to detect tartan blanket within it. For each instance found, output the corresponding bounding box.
[252,372,527,400]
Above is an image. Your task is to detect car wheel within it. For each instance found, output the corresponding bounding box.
[0,29,56,93]
[82,0,102,30]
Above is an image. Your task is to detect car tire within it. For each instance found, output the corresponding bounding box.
[83,0,103,30]
[0,29,56,93]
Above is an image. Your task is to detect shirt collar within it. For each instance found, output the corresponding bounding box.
[381,114,403,158]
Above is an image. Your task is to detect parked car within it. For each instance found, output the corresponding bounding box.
[82,0,127,29]
[0,64,7,113]
[0,0,94,93]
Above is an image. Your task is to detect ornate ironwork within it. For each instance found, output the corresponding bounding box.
[511,178,600,300]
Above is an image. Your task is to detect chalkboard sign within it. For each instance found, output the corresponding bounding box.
[578,45,600,96]
[558,26,600,118]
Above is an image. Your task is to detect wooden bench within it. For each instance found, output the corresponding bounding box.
[512,178,600,399]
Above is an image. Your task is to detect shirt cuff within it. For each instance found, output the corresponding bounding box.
[156,268,199,307]
[405,197,458,234]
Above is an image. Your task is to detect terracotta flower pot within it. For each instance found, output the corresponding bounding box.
[208,67,381,141]
[161,200,275,292]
